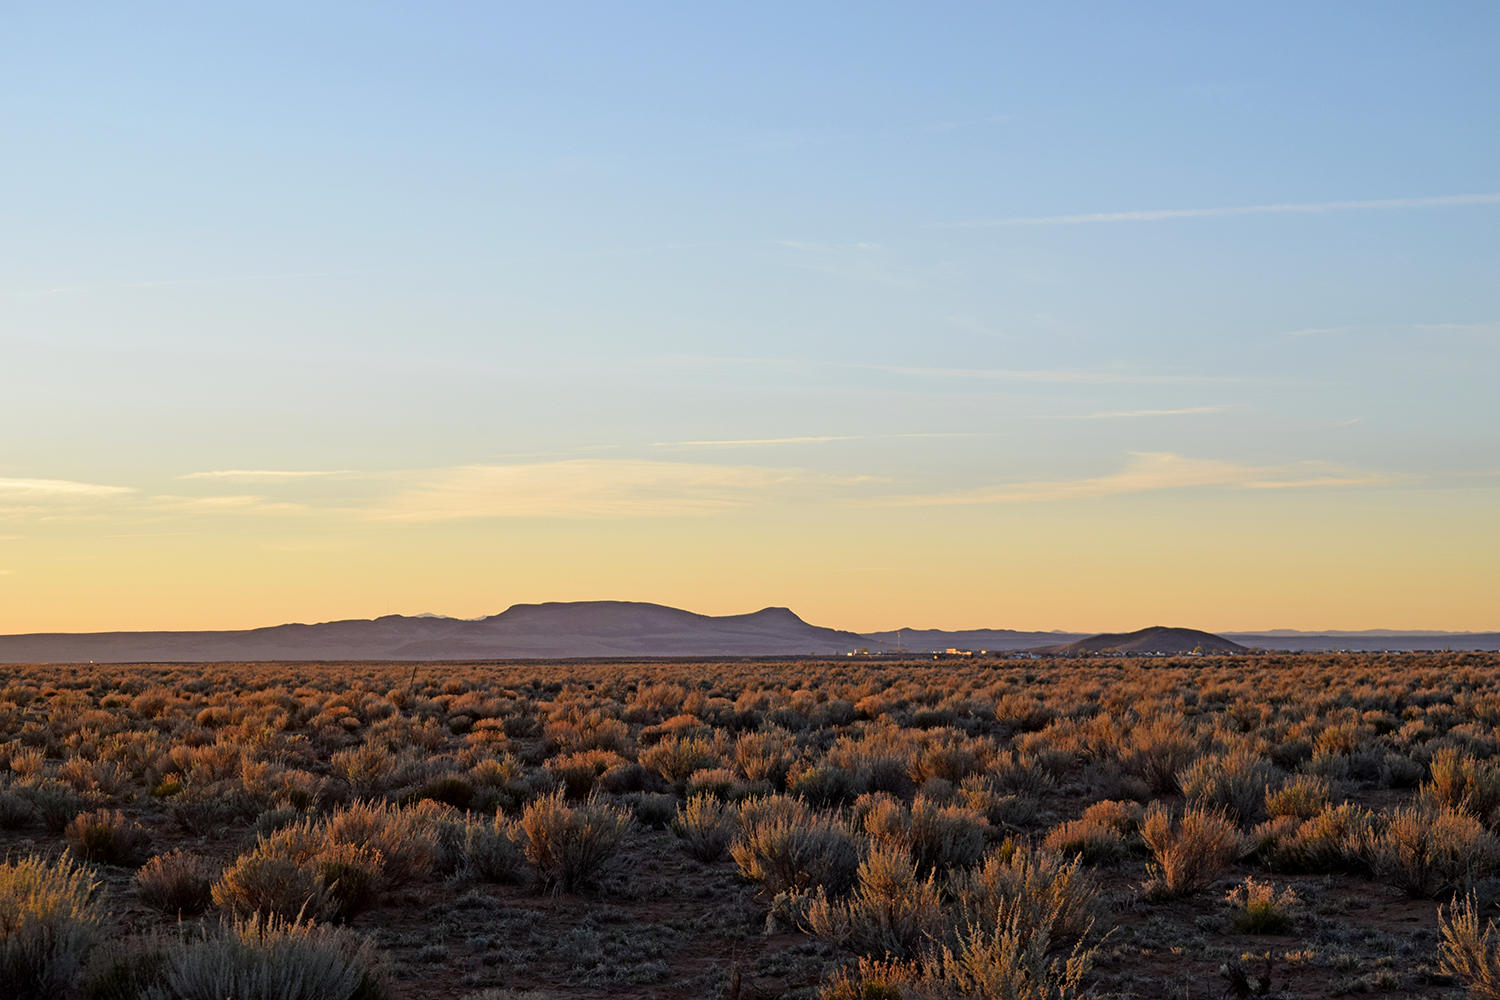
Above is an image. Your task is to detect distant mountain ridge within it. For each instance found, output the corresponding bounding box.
[0,602,1495,663]
[0,601,874,663]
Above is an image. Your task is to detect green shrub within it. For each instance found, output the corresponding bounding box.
[0,852,106,1000]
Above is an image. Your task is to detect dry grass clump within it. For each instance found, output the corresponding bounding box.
[671,793,737,861]
[0,852,106,1000]
[64,808,153,867]
[136,850,216,916]
[519,790,633,892]
[1440,894,1500,1000]
[1140,803,1245,898]
[1224,876,1298,933]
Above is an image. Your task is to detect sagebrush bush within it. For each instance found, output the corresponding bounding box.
[671,793,736,862]
[731,812,860,896]
[136,850,215,916]
[952,845,1099,946]
[143,915,385,1000]
[803,846,943,959]
[1264,773,1331,820]
[322,800,437,887]
[0,852,106,1000]
[65,809,153,867]
[1260,801,1374,874]
[1441,894,1500,1000]
[934,896,1096,1000]
[460,814,528,883]
[1373,803,1500,898]
[212,848,336,923]
[1140,803,1245,898]
[1178,748,1276,825]
[520,790,633,892]
[1425,746,1500,822]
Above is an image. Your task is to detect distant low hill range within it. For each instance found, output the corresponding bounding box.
[1045,626,1248,656]
[0,602,1494,663]
[0,602,872,663]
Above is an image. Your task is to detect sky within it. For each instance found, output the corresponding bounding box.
[2,3,1497,634]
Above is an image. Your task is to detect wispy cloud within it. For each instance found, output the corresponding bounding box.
[652,436,862,449]
[0,477,134,497]
[651,432,990,450]
[144,495,308,514]
[938,192,1500,229]
[368,460,880,521]
[178,469,360,481]
[1283,320,1499,338]
[1050,404,1240,420]
[886,452,1392,506]
[671,355,1231,385]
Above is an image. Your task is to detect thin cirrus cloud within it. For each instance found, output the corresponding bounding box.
[937,192,1500,229]
[143,495,308,514]
[178,469,360,481]
[677,355,1232,385]
[0,477,134,497]
[367,459,881,521]
[650,432,988,449]
[884,452,1393,506]
[1048,404,1240,420]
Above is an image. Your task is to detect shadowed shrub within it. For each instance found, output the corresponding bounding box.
[136,850,215,916]
[1260,801,1375,875]
[65,809,153,867]
[143,915,385,1000]
[461,814,528,883]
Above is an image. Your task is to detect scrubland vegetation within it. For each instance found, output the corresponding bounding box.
[3,652,1500,997]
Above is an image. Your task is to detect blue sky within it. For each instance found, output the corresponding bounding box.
[2,3,1497,631]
